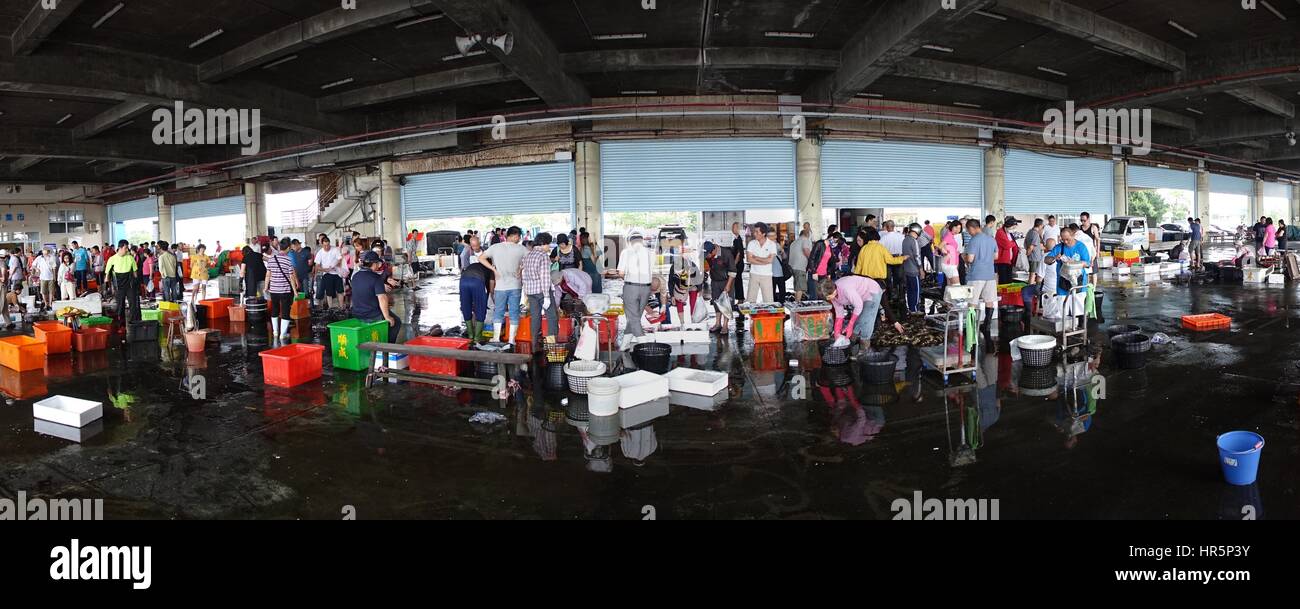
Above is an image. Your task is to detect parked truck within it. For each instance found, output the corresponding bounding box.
[1099,216,1183,260]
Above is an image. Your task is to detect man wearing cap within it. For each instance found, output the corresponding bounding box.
[995,217,1021,284]
[745,222,779,302]
[702,241,736,333]
[902,224,925,313]
[351,250,400,343]
[615,230,654,337]
[881,220,906,299]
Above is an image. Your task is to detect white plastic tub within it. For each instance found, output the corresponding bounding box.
[614,370,670,408]
[664,368,728,396]
[33,396,103,428]
[586,378,622,416]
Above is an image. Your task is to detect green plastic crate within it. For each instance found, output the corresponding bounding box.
[81,315,112,327]
[140,309,163,322]
[327,318,388,371]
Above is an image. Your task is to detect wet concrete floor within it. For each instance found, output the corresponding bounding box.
[1,268,1295,520]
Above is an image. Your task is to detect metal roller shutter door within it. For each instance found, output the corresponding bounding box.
[172,196,245,221]
[402,162,574,220]
[108,197,158,223]
[1128,165,1195,192]
[821,140,983,208]
[600,139,795,211]
[1005,150,1113,218]
[1210,174,1254,196]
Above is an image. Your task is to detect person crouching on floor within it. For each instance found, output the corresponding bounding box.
[820,276,904,351]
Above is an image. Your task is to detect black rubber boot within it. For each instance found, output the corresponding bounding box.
[980,311,995,353]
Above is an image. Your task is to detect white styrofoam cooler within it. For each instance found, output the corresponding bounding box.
[614,370,670,409]
[34,419,104,443]
[669,389,727,411]
[373,352,409,369]
[52,292,103,315]
[664,368,728,396]
[33,396,103,428]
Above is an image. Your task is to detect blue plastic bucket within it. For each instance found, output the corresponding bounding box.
[1216,431,1265,486]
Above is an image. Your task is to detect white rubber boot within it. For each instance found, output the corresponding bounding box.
[270,316,280,343]
[280,318,291,340]
[493,322,503,343]
[507,322,518,346]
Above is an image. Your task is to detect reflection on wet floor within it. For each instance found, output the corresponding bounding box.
[0,271,1294,519]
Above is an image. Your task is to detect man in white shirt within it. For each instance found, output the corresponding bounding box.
[880,221,906,298]
[1042,215,1061,243]
[479,226,529,343]
[744,222,779,302]
[313,238,344,310]
[616,230,654,337]
[34,249,56,311]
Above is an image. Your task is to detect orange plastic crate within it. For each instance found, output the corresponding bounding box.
[407,336,470,376]
[751,312,786,344]
[72,326,109,352]
[1182,313,1232,331]
[259,343,325,388]
[198,297,234,319]
[0,335,46,371]
[32,321,72,354]
[290,298,311,319]
[0,367,47,400]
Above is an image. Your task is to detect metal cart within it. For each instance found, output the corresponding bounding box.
[919,295,979,385]
[1028,283,1089,353]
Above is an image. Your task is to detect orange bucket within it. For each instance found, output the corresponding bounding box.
[185,330,209,353]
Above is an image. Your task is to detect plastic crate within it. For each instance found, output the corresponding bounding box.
[751,312,785,344]
[140,309,164,322]
[327,318,388,371]
[790,311,831,341]
[72,327,109,352]
[290,298,311,319]
[198,297,234,319]
[1182,313,1232,331]
[33,321,72,354]
[0,335,46,371]
[259,343,326,388]
[406,336,471,377]
[81,315,112,327]
[126,320,159,343]
[158,301,181,312]
[0,367,47,399]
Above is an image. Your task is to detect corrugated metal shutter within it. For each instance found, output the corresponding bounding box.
[821,140,983,208]
[600,139,795,211]
[402,162,574,220]
[172,195,245,221]
[1004,150,1113,217]
[1263,181,1291,199]
[1211,174,1254,196]
[107,197,158,223]
[1128,164,1196,192]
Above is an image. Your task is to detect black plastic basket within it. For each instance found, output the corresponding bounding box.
[1018,364,1058,391]
[126,320,159,343]
[632,342,672,374]
[1112,333,1151,370]
[822,364,854,388]
[822,343,850,366]
[1106,323,1141,340]
[998,305,1024,324]
[544,362,567,391]
[1021,344,1054,368]
[858,352,898,385]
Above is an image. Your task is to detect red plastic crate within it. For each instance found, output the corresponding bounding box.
[198,297,235,319]
[407,336,470,377]
[33,321,72,354]
[1182,313,1231,331]
[72,327,110,352]
[751,312,785,344]
[259,343,325,388]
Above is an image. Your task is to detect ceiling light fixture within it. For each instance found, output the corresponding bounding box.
[394,150,424,156]
[1036,66,1068,77]
[741,88,778,94]
[921,44,954,53]
[116,120,133,129]
[1288,131,1297,147]
[953,102,982,108]
[592,33,646,41]
[320,78,354,90]
[394,14,444,29]
[262,54,299,69]
[856,93,884,98]
[441,50,486,61]
[1167,20,1198,38]
[55,113,73,125]
[621,90,657,95]
[506,97,541,104]
[764,31,815,39]
[973,10,1008,21]
[1260,1,1287,20]
[93,3,124,29]
[189,29,225,49]
[1184,107,1204,115]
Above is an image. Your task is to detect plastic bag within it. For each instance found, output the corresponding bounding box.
[575,320,599,360]
[1150,332,1172,345]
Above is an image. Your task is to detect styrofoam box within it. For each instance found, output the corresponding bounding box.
[1244,267,1269,283]
[664,367,728,396]
[669,389,727,411]
[34,419,104,443]
[33,396,103,428]
[620,396,670,429]
[373,352,409,369]
[614,370,670,409]
[1267,273,1285,284]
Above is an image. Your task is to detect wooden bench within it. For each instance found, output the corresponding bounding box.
[359,341,532,400]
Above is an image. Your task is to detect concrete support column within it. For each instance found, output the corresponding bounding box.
[1113,160,1128,217]
[378,162,404,248]
[1196,171,1210,220]
[157,195,173,243]
[244,182,267,241]
[983,147,1006,219]
[796,138,823,239]
[1252,178,1264,222]
[574,141,603,261]
[1291,183,1300,223]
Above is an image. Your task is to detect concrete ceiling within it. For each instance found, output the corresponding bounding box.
[0,0,1297,189]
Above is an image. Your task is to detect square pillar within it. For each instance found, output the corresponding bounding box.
[796,138,823,239]
[1113,160,1128,218]
[983,147,1005,219]
[157,195,173,243]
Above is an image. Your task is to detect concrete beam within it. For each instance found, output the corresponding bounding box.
[1148,108,1196,131]
[430,0,589,107]
[1225,86,1295,119]
[994,0,1185,72]
[196,132,457,186]
[319,63,513,111]
[1180,115,1293,147]
[94,161,138,176]
[0,43,362,137]
[72,101,153,140]
[12,0,85,56]
[806,0,994,105]
[891,57,1067,100]
[9,156,45,172]
[200,0,439,82]
[0,126,195,166]
[1242,140,1300,162]
[0,164,154,184]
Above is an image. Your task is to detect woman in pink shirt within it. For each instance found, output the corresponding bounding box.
[940,221,961,286]
[1264,218,1278,255]
[820,276,903,349]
